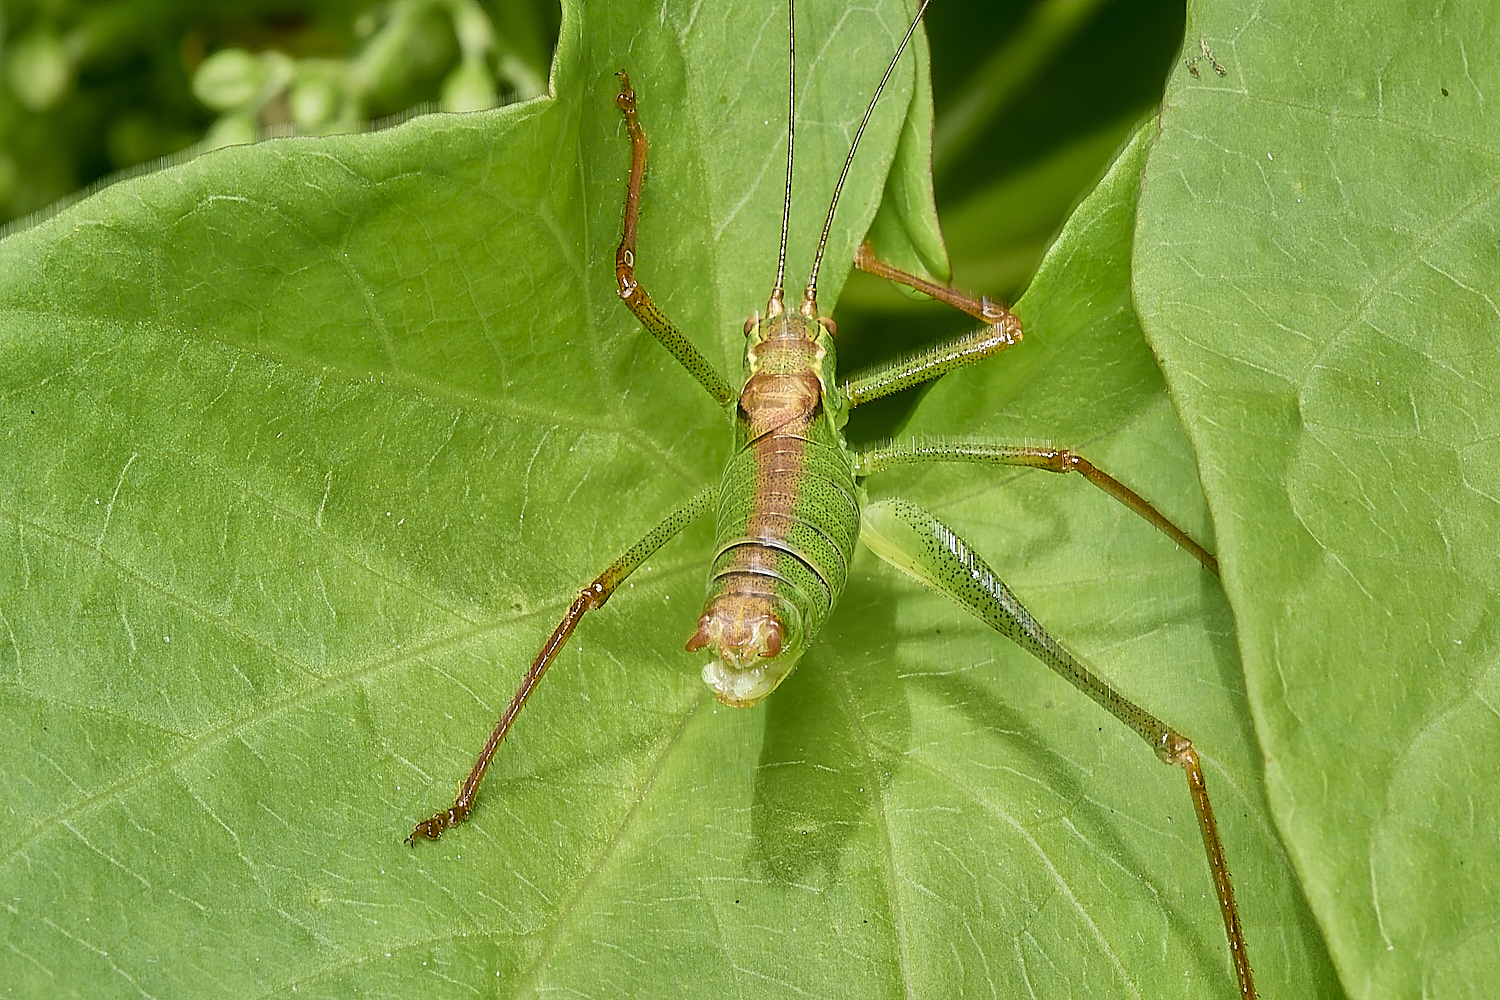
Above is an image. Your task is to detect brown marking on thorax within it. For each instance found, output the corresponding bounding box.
[736,332,825,539]
[739,335,824,442]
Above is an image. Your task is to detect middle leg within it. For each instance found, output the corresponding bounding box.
[407,484,717,843]
[855,438,1218,575]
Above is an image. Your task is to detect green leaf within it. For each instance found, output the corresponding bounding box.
[1134,3,1500,999]
[878,121,1339,997]
[0,2,1346,998]
[0,0,930,995]
[864,26,951,288]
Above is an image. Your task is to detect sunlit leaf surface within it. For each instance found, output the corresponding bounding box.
[1134,3,1500,999]
[0,0,1358,996]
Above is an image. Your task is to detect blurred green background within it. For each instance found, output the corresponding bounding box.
[0,0,1182,407]
[0,0,1181,239]
[0,0,559,224]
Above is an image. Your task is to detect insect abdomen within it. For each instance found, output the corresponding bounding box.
[687,329,859,706]
[709,431,859,632]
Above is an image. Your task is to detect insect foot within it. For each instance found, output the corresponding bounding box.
[614,70,635,114]
[406,801,471,845]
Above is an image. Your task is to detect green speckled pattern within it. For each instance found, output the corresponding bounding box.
[699,313,860,662]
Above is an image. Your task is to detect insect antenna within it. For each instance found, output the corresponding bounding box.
[802,0,932,317]
[769,0,797,317]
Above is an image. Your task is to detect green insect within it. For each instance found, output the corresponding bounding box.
[410,2,1255,996]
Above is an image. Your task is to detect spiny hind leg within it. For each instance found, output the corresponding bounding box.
[407,485,716,843]
[614,73,734,407]
[859,498,1255,999]
[854,439,1218,574]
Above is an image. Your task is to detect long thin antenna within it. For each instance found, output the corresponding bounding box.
[770,0,796,317]
[803,0,932,316]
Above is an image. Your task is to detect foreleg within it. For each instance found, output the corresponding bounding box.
[840,241,1025,407]
[615,73,734,407]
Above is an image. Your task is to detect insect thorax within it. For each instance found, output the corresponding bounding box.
[685,311,860,707]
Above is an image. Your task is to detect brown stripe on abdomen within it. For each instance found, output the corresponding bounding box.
[687,336,857,681]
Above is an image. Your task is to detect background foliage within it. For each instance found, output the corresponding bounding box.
[1,0,1493,998]
[0,0,558,224]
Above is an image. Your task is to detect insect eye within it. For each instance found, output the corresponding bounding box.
[743,313,759,335]
[817,316,838,337]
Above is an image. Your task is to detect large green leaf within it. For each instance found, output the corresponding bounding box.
[0,1,1336,997]
[1134,2,1500,999]
[874,122,1339,997]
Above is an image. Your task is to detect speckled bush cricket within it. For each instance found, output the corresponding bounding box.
[408,2,1255,995]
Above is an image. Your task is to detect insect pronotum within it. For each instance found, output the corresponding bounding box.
[409,2,1256,996]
